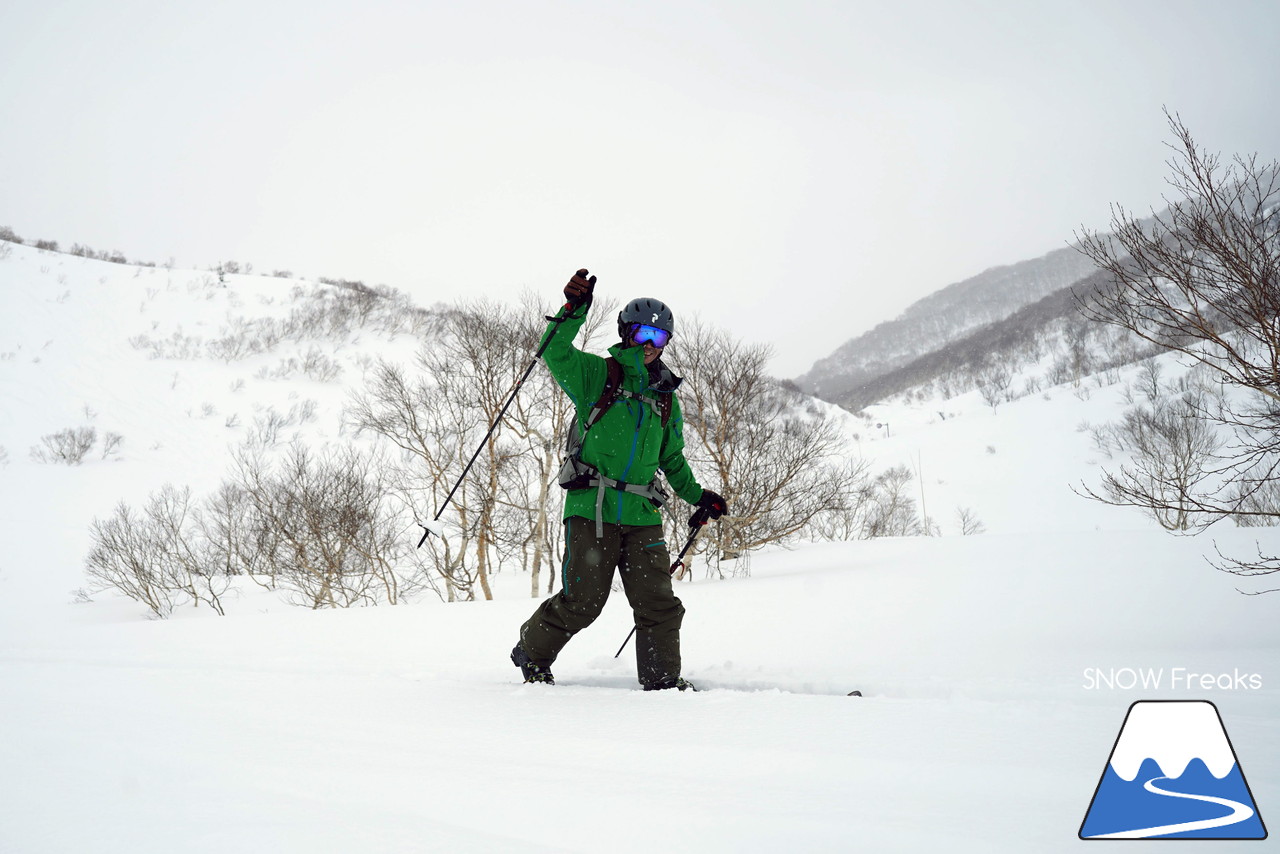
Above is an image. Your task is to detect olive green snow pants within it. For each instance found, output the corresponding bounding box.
[519,517,685,687]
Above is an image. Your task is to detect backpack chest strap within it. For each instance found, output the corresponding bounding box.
[615,387,662,420]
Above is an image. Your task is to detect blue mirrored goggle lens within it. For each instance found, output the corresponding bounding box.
[630,324,671,348]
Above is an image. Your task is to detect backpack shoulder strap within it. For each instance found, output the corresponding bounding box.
[603,356,623,403]
[584,357,674,430]
[582,357,624,432]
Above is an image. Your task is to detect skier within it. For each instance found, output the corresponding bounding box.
[511,269,727,690]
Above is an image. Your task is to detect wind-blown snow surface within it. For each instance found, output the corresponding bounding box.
[1,242,1278,852]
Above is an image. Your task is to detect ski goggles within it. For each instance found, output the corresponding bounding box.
[629,323,672,348]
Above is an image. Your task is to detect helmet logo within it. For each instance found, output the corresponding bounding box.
[651,313,659,323]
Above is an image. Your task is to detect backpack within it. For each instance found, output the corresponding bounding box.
[556,358,672,532]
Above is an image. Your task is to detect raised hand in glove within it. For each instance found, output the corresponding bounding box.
[696,489,728,521]
[564,268,596,308]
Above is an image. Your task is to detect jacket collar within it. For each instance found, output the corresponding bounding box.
[647,358,683,392]
[606,343,683,392]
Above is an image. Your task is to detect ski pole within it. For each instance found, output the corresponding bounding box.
[417,306,581,548]
[614,507,711,658]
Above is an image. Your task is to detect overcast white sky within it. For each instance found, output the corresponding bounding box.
[3,0,1278,376]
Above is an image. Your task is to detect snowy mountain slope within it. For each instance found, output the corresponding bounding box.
[1,240,1278,853]
[2,520,1276,853]
[796,242,1099,404]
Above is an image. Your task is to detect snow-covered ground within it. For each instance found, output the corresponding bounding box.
[1,241,1277,852]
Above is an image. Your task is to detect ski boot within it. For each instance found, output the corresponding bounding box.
[511,645,554,685]
[643,677,698,692]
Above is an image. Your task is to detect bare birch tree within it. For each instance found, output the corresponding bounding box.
[347,355,486,600]
[666,318,867,574]
[1078,389,1226,532]
[1075,110,1280,589]
[347,295,619,598]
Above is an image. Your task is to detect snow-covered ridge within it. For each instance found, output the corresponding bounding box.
[796,242,1099,402]
[0,239,425,478]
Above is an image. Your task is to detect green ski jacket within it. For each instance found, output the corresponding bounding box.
[541,302,704,527]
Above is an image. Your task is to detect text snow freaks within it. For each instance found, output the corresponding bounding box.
[1083,668,1263,692]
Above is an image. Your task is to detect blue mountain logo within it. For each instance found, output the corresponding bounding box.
[1080,701,1267,840]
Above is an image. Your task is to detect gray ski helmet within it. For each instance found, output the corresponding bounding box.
[618,297,675,342]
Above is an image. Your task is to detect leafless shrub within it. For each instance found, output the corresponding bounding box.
[1137,359,1164,403]
[101,431,124,459]
[255,362,283,380]
[956,506,987,536]
[979,365,1013,411]
[86,502,181,618]
[206,316,287,361]
[198,284,419,366]
[860,464,923,538]
[30,427,97,465]
[207,328,256,362]
[255,349,343,384]
[289,399,319,424]
[200,482,273,582]
[1088,422,1120,460]
[301,347,343,382]
[85,443,434,615]
[232,443,426,607]
[147,485,231,614]
[129,330,205,360]
[1078,391,1226,531]
[1046,354,1074,387]
[249,409,291,448]
[84,486,230,618]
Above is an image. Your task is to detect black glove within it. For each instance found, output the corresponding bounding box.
[696,489,727,521]
[564,269,596,308]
